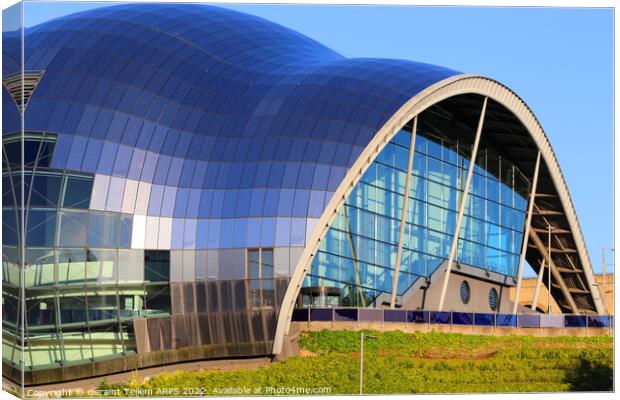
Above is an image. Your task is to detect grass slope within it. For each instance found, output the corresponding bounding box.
[93,330,613,395]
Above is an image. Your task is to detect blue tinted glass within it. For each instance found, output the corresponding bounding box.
[88,211,119,248]
[62,175,93,209]
[112,145,133,176]
[29,172,62,207]
[171,219,185,249]
[148,185,164,216]
[66,135,88,170]
[119,214,133,248]
[97,141,119,174]
[26,209,57,246]
[82,138,103,172]
[305,122,527,297]
[160,186,177,217]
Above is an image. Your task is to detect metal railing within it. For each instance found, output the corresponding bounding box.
[292,308,614,331]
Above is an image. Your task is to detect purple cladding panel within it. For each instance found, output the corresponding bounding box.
[384,309,406,322]
[309,308,333,322]
[334,308,358,322]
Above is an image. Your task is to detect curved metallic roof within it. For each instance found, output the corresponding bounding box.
[5,4,457,201]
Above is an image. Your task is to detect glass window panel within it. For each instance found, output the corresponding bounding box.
[26,209,57,246]
[29,172,62,207]
[24,248,55,287]
[118,249,144,283]
[58,209,88,247]
[59,292,87,324]
[87,211,119,248]
[87,293,118,322]
[119,214,133,249]
[56,248,86,285]
[145,284,170,316]
[262,248,274,279]
[86,249,117,284]
[62,175,93,209]
[144,250,170,282]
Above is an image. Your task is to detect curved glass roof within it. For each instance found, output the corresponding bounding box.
[4,4,458,206]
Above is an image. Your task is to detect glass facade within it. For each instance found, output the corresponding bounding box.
[1,1,598,387]
[303,110,531,306]
[2,133,173,371]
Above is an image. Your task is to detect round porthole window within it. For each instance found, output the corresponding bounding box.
[489,288,499,311]
[460,281,470,304]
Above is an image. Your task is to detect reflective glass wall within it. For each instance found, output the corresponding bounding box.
[2,133,172,372]
[302,106,531,307]
[2,1,24,388]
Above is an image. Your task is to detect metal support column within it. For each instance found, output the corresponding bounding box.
[512,151,541,314]
[529,229,579,313]
[547,225,552,314]
[390,117,418,308]
[530,259,546,312]
[438,97,487,311]
[602,248,606,307]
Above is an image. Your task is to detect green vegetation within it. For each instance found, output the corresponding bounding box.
[91,330,613,395]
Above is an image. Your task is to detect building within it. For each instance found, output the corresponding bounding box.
[509,273,614,315]
[2,3,606,386]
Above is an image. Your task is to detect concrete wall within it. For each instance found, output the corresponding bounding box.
[404,269,513,314]
[510,273,614,315]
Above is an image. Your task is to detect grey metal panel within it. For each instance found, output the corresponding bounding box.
[207,281,220,313]
[195,281,207,314]
[276,278,289,307]
[233,280,247,311]
[170,283,184,315]
[160,318,173,350]
[147,319,162,352]
[132,318,150,354]
[197,314,212,345]
[209,313,225,345]
[251,311,265,342]
[220,281,234,313]
[183,282,195,315]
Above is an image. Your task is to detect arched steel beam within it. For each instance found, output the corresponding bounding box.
[272,74,605,355]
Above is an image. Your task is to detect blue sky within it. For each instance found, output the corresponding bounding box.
[12,1,615,276]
